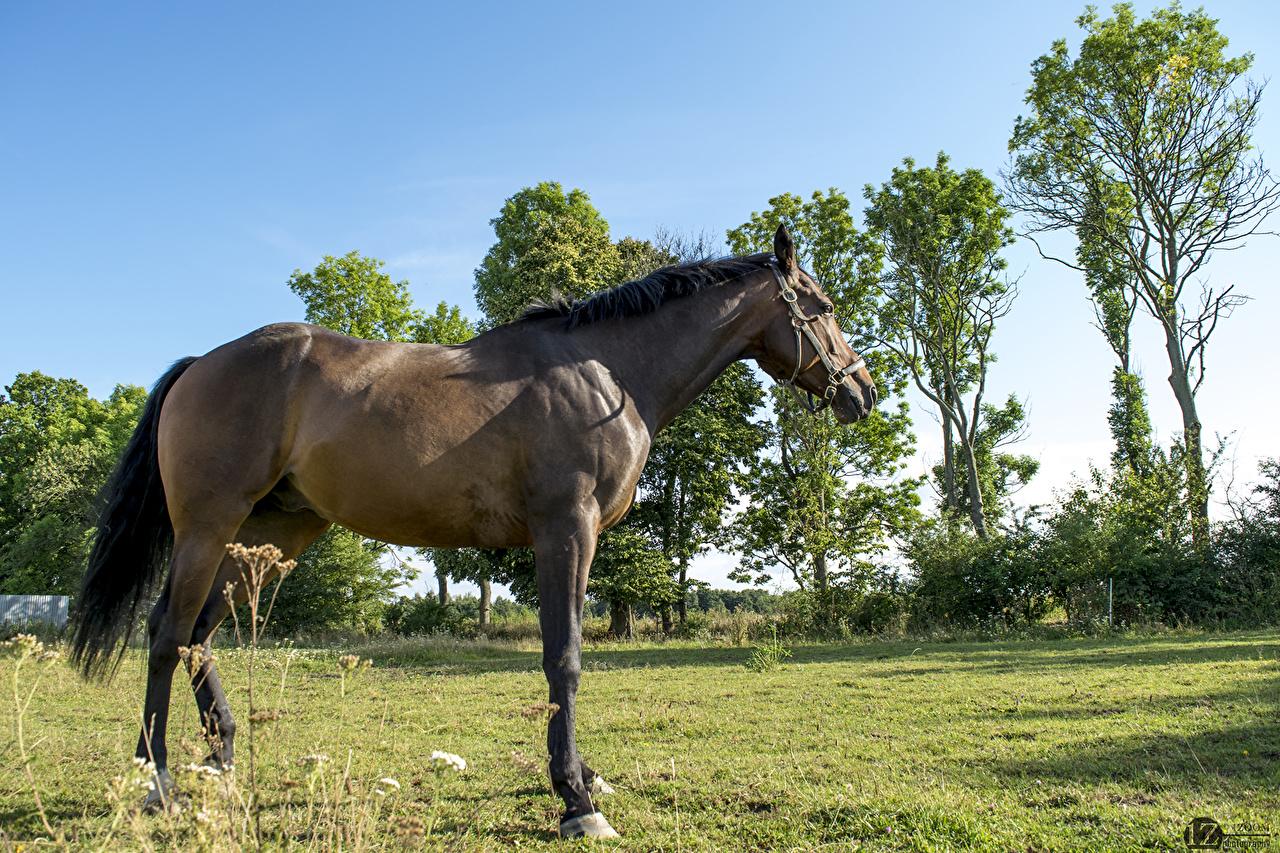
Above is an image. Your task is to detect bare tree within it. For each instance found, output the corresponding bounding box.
[1006,4,1280,541]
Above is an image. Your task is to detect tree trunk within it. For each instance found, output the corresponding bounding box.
[813,551,828,593]
[436,569,450,605]
[677,559,689,625]
[942,422,957,512]
[960,440,989,539]
[660,604,673,634]
[608,600,634,639]
[1163,328,1210,546]
[478,577,492,627]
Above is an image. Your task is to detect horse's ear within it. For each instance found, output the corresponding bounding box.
[774,224,798,274]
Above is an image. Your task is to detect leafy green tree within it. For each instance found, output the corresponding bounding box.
[263,527,408,635]
[1006,2,1280,544]
[864,154,1022,538]
[473,182,623,325]
[725,190,920,614]
[288,251,423,341]
[0,374,146,594]
[631,362,764,627]
[588,524,677,638]
[413,301,475,346]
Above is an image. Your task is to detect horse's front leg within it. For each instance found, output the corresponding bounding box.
[532,513,619,839]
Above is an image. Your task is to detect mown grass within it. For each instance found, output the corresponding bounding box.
[3,629,1278,850]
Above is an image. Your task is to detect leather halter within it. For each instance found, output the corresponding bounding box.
[769,260,866,413]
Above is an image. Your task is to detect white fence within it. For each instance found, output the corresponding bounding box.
[0,594,69,628]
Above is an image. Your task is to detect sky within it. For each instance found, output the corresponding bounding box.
[2,1,1278,596]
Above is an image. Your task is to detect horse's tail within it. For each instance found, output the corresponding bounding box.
[72,356,198,680]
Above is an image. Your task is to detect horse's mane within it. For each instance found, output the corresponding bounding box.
[518,253,772,329]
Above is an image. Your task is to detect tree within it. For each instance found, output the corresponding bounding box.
[630,363,764,627]
[588,524,677,638]
[287,251,422,341]
[864,154,1023,538]
[1006,2,1280,543]
[0,374,146,595]
[263,527,409,635]
[725,190,920,610]
[473,182,622,325]
[413,301,475,346]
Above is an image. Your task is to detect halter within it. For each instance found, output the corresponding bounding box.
[769,260,866,413]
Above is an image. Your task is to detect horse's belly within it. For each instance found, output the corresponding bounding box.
[285,444,531,549]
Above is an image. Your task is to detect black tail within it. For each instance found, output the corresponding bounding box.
[71,356,198,679]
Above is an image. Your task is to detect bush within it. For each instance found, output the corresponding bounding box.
[906,522,1049,630]
[384,595,472,637]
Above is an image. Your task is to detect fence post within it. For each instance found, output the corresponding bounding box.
[1107,577,1113,628]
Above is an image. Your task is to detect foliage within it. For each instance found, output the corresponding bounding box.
[1214,459,1280,625]
[384,594,473,637]
[0,374,146,595]
[905,520,1050,630]
[287,251,423,341]
[262,527,410,636]
[412,301,475,346]
[725,190,920,598]
[1006,2,1280,541]
[473,182,623,325]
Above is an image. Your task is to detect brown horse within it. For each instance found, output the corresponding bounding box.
[71,225,875,838]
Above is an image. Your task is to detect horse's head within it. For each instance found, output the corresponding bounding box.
[755,225,877,424]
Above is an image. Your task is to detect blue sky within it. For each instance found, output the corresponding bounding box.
[3,1,1278,593]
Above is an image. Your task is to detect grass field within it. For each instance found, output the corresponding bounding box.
[2,629,1278,851]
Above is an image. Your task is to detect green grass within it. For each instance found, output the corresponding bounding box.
[3,630,1279,850]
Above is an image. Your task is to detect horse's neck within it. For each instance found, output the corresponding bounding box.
[579,275,771,434]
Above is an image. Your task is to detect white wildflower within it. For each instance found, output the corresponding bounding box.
[429,751,466,772]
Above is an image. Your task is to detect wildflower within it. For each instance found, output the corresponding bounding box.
[338,654,359,672]
[299,753,331,766]
[378,777,401,791]
[179,762,222,779]
[248,708,285,724]
[429,751,466,772]
[5,633,41,656]
[395,815,426,843]
[519,701,560,720]
[510,751,543,775]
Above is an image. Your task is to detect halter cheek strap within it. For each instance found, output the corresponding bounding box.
[769,261,866,412]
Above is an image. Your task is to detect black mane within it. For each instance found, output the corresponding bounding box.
[519,254,772,329]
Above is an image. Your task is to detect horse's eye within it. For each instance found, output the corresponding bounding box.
[822,304,835,315]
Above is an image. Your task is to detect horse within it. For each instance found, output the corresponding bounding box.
[71,225,876,839]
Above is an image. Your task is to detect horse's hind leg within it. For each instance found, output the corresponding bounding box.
[186,506,330,768]
[137,516,249,808]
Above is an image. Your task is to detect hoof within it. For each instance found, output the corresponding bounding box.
[559,812,620,839]
[142,769,182,814]
[589,775,615,796]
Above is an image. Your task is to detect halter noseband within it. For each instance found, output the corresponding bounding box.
[769,260,866,413]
